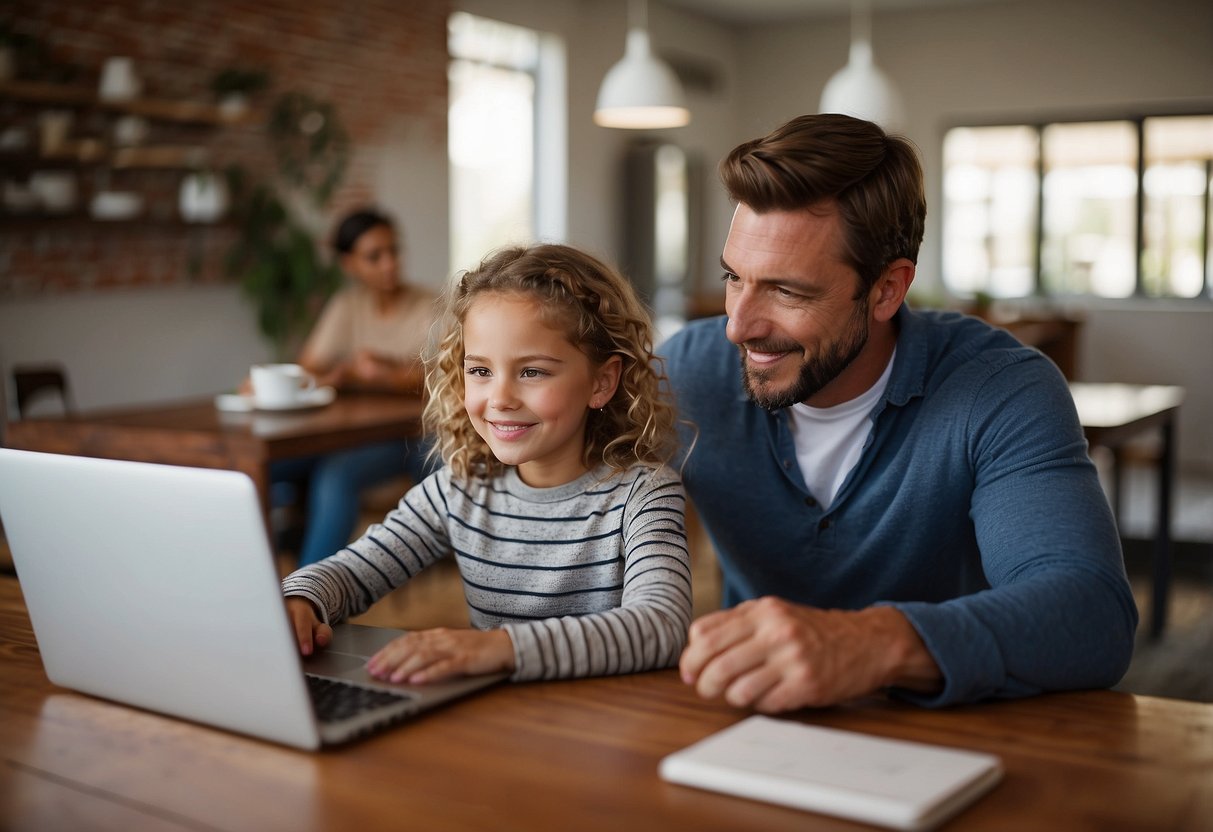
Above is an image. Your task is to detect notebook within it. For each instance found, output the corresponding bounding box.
[659,715,1003,831]
[0,448,504,750]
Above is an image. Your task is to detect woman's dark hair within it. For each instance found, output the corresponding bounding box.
[719,114,926,296]
[332,209,394,255]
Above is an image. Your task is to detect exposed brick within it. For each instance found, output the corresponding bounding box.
[1,0,450,298]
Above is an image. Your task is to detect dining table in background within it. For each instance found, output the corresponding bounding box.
[2,391,425,517]
[0,576,1209,830]
[1070,382,1186,639]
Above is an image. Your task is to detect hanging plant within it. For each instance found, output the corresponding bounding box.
[268,91,350,205]
[225,91,350,359]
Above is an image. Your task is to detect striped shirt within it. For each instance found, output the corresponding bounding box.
[282,463,691,682]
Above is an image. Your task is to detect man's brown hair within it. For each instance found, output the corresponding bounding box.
[720,114,926,295]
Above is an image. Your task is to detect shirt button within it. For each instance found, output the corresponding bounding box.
[804,496,817,507]
[818,518,830,531]
[782,459,791,469]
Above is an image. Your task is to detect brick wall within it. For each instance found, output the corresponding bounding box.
[1,0,450,297]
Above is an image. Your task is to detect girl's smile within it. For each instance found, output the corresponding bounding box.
[487,420,535,438]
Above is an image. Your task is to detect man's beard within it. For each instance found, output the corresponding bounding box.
[739,299,870,411]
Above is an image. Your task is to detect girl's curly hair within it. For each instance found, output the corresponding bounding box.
[423,244,677,481]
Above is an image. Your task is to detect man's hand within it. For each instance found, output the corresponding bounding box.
[679,597,941,711]
[366,628,515,684]
[285,597,333,657]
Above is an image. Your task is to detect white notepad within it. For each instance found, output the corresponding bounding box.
[659,716,1003,831]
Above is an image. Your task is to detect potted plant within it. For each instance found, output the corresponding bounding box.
[225,177,342,358]
[225,91,350,360]
[179,167,229,223]
[211,67,269,120]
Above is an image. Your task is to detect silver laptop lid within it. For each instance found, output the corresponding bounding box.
[0,449,323,749]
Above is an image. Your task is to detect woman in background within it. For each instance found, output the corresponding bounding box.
[275,208,437,566]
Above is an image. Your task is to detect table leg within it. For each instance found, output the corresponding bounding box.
[1149,419,1175,639]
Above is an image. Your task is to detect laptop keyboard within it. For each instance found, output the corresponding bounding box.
[306,674,416,723]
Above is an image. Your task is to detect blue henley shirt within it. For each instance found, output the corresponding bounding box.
[660,305,1138,706]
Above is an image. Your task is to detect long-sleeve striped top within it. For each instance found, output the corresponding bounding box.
[282,462,691,682]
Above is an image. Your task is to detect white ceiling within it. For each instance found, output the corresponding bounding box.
[661,0,1007,25]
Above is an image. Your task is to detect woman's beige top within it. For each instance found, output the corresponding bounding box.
[303,283,438,367]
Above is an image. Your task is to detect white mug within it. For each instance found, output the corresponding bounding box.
[250,363,316,407]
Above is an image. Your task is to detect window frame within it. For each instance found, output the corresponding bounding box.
[941,109,1213,303]
[447,13,568,275]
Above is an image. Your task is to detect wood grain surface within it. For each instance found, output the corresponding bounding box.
[1,576,1210,831]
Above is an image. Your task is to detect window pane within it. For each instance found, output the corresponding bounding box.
[1142,115,1213,298]
[942,126,1039,298]
[448,14,539,275]
[1041,121,1138,298]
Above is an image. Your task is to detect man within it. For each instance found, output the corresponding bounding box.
[662,114,1137,710]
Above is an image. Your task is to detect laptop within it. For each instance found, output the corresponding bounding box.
[0,448,504,750]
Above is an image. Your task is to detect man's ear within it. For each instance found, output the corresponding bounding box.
[870,258,915,323]
[590,355,623,409]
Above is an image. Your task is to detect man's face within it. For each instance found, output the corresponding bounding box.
[722,203,871,410]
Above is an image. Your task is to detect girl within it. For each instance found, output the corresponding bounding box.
[283,244,690,684]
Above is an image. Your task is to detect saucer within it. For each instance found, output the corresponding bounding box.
[214,386,336,413]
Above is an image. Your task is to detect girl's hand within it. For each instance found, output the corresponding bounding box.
[285,597,333,657]
[366,628,515,684]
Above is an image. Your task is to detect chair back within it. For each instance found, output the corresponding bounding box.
[12,364,76,418]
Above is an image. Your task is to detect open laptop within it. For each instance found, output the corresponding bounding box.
[0,448,504,750]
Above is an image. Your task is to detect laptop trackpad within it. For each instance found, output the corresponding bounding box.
[303,650,367,678]
[303,624,409,682]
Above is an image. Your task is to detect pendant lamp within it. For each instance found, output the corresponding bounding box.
[818,0,903,130]
[594,0,690,129]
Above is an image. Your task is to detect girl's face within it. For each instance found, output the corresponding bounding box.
[462,293,620,488]
[341,224,401,292]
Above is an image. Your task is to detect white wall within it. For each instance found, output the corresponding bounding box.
[732,0,1213,470]
[1079,303,1213,473]
[0,285,272,415]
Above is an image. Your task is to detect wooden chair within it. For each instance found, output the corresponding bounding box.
[12,363,76,418]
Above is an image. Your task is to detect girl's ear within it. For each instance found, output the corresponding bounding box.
[590,355,623,410]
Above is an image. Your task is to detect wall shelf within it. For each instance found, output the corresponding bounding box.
[0,80,253,126]
[1,79,250,223]
[0,211,234,228]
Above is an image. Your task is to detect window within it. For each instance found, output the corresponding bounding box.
[942,114,1213,300]
[1143,116,1213,298]
[448,13,566,276]
[942,126,1038,298]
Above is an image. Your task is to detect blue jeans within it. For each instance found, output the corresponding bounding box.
[271,436,435,567]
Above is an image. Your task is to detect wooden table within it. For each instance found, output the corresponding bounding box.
[0,578,1209,831]
[1070,383,1186,639]
[3,393,424,515]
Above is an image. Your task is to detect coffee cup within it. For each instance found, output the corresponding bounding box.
[250,363,316,407]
